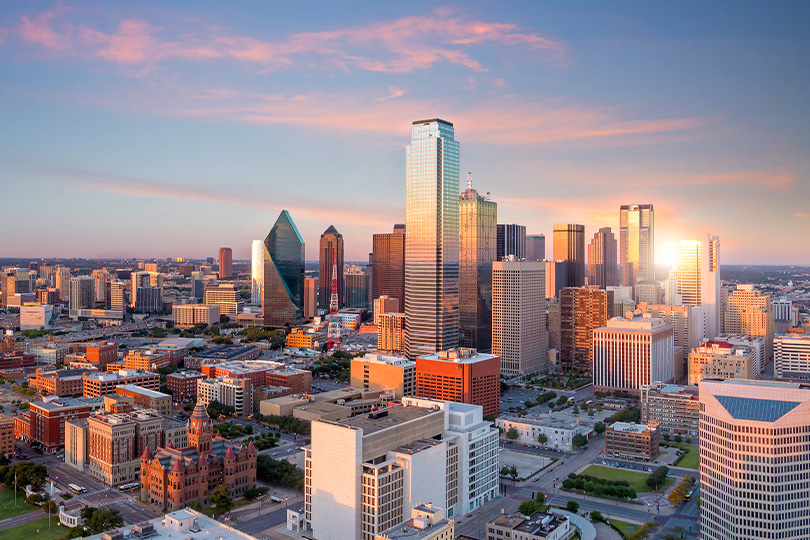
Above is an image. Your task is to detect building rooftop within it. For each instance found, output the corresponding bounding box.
[490,512,568,537]
[610,422,654,434]
[85,369,157,381]
[156,338,199,348]
[167,370,205,379]
[188,345,259,360]
[81,508,258,540]
[340,404,441,435]
[355,353,414,367]
[418,348,498,364]
[117,384,169,398]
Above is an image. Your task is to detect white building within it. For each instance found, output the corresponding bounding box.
[172,303,220,327]
[495,416,592,451]
[774,333,810,379]
[196,376,252,418]
[20,304,55,330]
[251,239,264,306]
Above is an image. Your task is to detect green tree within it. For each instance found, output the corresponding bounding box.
[518,500,538,515]
[566,500,579,513]
[506,427,519,440]
[534,490,546,505]
[500,466,511,477]
[572,405,580,415]
[646,466,670,491]
[509,465,519,482]
[594,422,606,435]
[210,484,233,513]
[572,434,588,448]
[537,433,548,445]
[663,433,670,441]
[80,507,124,534]
[589,510,603,522]
[189,500,203,511]
[674,435,683,443]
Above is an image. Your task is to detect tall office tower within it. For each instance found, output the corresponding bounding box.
[725,284,775,359]
[305,397,499,540]
[587,227,618,288]
[107,280,125,311]
[69,276,94,310]
[664,269,680,305]
[415,348,500,417]
[634,281,662,305]
[262,210,305,327]
[404,119,460,359]
[344,266,370,309]
[91,269,110,304]
[458,175,497,351]
[496,223,526,260]
[318,225,344,308]
[0,268,32,307]
[526,234,545,261]
[699,379,810,540]
[592,313,675,396]
[190,271,208,300]
[701,234,721,338]
[544,260,568,299]
[676,240,701,306]
[372,224,406,311]
[250,239,264,306]
[492,260,547,376]
[619,204,654,286]
[303,277,317,319]
[56,266,71,301]
[559,286,613,372]
[547,300,561,351]
[373,296,400,325]
[218,247,232,279]
[774,334,810,379]
[552,224,585,287]
[350,353,416,399]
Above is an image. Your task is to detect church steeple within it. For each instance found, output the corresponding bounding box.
[187,401,212,454]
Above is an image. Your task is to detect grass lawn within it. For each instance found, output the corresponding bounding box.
[0,517,66,540]
[582,465,674,493]
[609,519,639,538]
[0,489,36,521]
[666,443,699,469]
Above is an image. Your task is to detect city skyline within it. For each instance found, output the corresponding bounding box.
[1,2,809,265]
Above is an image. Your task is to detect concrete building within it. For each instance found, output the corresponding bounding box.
[318,225,344,308]
[218,247,232,279]
[374,296,400,324]
[605,422,660,461]
[376,503,454,540]
[526,234,545,261]
[303,276,317,318]
[640,383,699,437]
[725,284,774,359]
[486,511,573,540]
[495,416,593,451]
[688,339,756,385]
[587,227,618,288]
[1,268,33,308]
[635,281,662,305]
[305,397,499,540]
[69,276,95,310]
[559,286,613,372]
[415,348,500,417]
[721,334,767,377]
[83,369,160,397]
[496,223,525,261]
[197,376,253,418]
[79,509,260,540]
[20,304,55,330]
[115,385,171,415]
[15,397,101,452]
[204,283,241,316]
[492,259,547,376]
[774,333,810,379]
[544,260,568,300]
[699,379,810,540]
[350,353,416,399]
[172,303,220,327]
[372,224,406,312]
[345,266,371,310]
[636,303,708,381]
[592,313,675,396]
[184,344,261,369]
[31,368,94,397]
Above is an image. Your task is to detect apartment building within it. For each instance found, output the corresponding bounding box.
[30,368,97,397]
[172,304,220,328]
[111,349,172,371]
[378,312,406,354]
[197,377,253,418]
[115,385,172,415]
[83,369,160,397]
[0,414,13,458]
[688,339,756,385]
[203,283,241,316]
[373,296,400,324]
[415,348,500,417]
[774,333,810,379]
[166,370,205,400]
[350,353,416,399]
[724,284,774,359]
[605,422,660,461]
[14,397,103,452]
[640,383,699,437]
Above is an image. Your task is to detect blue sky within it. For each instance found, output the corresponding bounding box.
[1,1,808,264]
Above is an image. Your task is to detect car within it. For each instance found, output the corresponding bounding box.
[533,477,539,482]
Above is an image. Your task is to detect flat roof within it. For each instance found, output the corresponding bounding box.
[189,345,259,359]
[340,404,440,435]
[418,348,498,364]
[610,422,652,434]
[118,384,169,398]
[81,508,258,540]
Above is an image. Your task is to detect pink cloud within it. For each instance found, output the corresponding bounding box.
[795,212,809,218]
[19,7,72,50]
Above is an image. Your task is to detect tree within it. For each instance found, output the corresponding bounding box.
[646,466,670,491]
[257,456,305,490]
[518,500,538,515]
[534,490,546,505]
[500,466,511,477]
[571,405,580,415]
[663,433,670,441]
[594,422,606,435]
[210,484,233,513]
[686,437,692,444]
[189,500,203,511]
[572,434,588,448]
[537,433,548,445]
[556,395,568,407]
[566,500,579,513]
[506,427,519,440]
[590,510,604,522]
[587,408,594,417]
[80,507,124,534]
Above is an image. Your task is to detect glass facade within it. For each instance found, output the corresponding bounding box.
[587,227,618,288]
[372,225,405,310]
[552,224,585,287]
[250,239,263,306]
[262,210,305,327]
[404,119,460,358]
[318,225,344,308]
[619,204,654,286]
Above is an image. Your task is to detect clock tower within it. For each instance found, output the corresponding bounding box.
[187,401,212,454]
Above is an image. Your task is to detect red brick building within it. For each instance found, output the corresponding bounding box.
[0,353,35,370]
[265,368,312,393]
[15,398,94,452]
[84,342,118,372]
[415,348,501,417]
[140,402,257,511]
[31,368,97,397]
[0,414,13,458]
[82,369,160,397]
[199,360,312,394]
[166,371,206,400]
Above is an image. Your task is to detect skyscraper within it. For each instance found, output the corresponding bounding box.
[262,210,305,327]
[459,174,496,351]
[218,247,232,279]
[725,284,775,358]
[619,204,654,286]
[496,223,526,260]
[250,239,263,306]
[404,119,460,359]
[553,224,585,287]
[69,276,94,310]
[372,224,405,310]
[526,234,545,261]
[303,277,317,319]
[676,240,702,306]
[344,265,370,309]
[318,225,344,308]
[701,234,721,338]
[559,286,613,372]
[587,227,618,288]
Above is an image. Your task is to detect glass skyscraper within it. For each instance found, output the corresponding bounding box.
[262,210,305,327]
[619,204,654,286]
[404,118,460,358]
[250,239,263,306]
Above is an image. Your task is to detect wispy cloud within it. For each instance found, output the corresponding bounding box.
[795,212,809,218]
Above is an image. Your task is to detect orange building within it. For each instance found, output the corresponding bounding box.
[31,368,97,397]
[415,348,500,417]
[0,414,13,458]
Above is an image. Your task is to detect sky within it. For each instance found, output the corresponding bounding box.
[1,1,809,265]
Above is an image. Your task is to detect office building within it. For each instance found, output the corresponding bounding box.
[559,287,613,371]
[107,280,125,310]
[495,416,592,451]
[544,260,568,299]
[492,260,547,376]
[374,296,400,325]
[250,239,264,306]
[547,300,561,351]
[286,327,325,350]
[485,511,573,540]
[699,379,810,540]
[496,223,526,260]
[1,268,32,308]
[619,204,654,286]
[773,298,794,323]
[203,283,240,316]
[688,339,756,385]
[56,266,71,300]
[69,276,94,310]
[372,224,406,311]
[592,313,675,396]
[605,422,660,461]
[197,376,253,418]
[525,234,545,261]
[459,176,496,351]
[640,383,699,437]
[587,227,618,288]
[28,343,69,367]
[77,508,260,540]
[350,353,416,399]
[172,303,220,327]
[166,370,206,400]
[31,368,94,397]
[345,266,371,309]
[376,504,454,540]
[636,302,707,382]
[305,397,499,540]
[116,385,171,415]
[404,119,460,359]
[318,225,344,307]
[91,269,110,303]
[218,247,232,279]
[415,348,499,417]
[725,284,774,359]
[634,281,662,305]
[184,344,261,369]
[262,210,305,327]
[36,287,60,305]
[552,224,585,287]
[378,312,406,354]
[303,277,317,318]
[774,333,810,379]
[14,397,100,452]
[701,234,721,338]
[722,334,767,377]
[676,240,701,307]
[0,414,12,458]
[83,369,160,397]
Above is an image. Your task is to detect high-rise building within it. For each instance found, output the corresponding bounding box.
[544,260,567,299]
[203,283,240,316]
[592,313,675,396]
[373,296,400,325]
[619,204,654,286]
[91,269,110,303]
[701,234,721,338]
[699,379,810,540]
[262,210,305,327]
[131,271,163,312]
[303,277,317,319]
[1,268,32,308]
[250,239,264,306]
[636,302,707,382]
[640,383,699,438]
[415,348,500,417]
[552,224,585,287]
[173,304,220,327]
[559,286,613,372]
[774,333,810,379]
[634,281,662,305]
[218,247,232,279]
[69,276,95,310]
[378,312,406,354]
[372,224,406,311]
[56,266,71,301]
[404,119,460,359]
[525,234,545,261]
[688,339,756,385]
[676,240,701,307]
[587,227,618,288]
[350,353,416,399]
[496,224,525,260]
[492,260,547,377]
[318,225,344,307]
[458,175,496,351]
[725,284,774,359]
[344,265,371,309]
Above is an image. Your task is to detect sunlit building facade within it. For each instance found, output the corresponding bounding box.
[587,227,618,288]
[725,284,774,359]
[560,286,613,371]
[218,247,232,279]
[372,225,406,311]
[552,224,585,287]
[250,239,263,306]
[677,240,702,307]
[619,204,654,286]
[318,225,344,308]
[262,210,305,327]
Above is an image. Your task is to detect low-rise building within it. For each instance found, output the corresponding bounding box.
[172,304,220,328]
[115,385,172,415]
[486,511,574,540]
[20,304,55,330]
[774,333,810,380]
[688,339,756,385]
[0,353,35,371]
[83,369,160,397]
[26,343,70,366]
[15,397,104,452]
[416,348,501,417]
[79,508,260,540]
[184,344,261,369]
[166,370,205,400]
[376,504,454,540]
[0,414,13,458]
[640,383,699,438]
[31,368,97,397]
[286,327,326,350]
[495,416,593,451]
[605,422,660,461]
[350,353,415,399]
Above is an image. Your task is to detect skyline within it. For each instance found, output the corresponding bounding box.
[2,2,809,264]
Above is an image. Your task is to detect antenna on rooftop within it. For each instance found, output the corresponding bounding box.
[467,172,473,190]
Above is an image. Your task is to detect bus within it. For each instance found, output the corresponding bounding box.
[118,483,139,493]
[685,489,695,501]
[68,484,87,494]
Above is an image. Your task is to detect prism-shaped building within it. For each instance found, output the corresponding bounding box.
[262,210,305,327]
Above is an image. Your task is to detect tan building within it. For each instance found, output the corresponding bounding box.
[86,409,163,486]
[172,303,220,328]
[303,277,317,319]
[373,296,400,325]
[116,384,172,415]
[376,504,454,540]
[378,312,406,354]
[259,387,394,421]
[197,376,253,418]
[640,383,699,437]
[204,283,240,316]
[83,369,160,397]
[350,353,415,399]
[774,333,810,379]
[605,422,660,461]
[560,286,613,371]
[0,414,13,458]
[689,339,756,385]
[116,349,172,371]
[65,418,89,471]
[486,511,573,540]
[725,285,774,359]
[286,328,325,350]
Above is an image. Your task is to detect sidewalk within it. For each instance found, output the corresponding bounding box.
[549,508,596,540]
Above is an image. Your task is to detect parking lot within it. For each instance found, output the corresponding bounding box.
[499,448,553,480]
